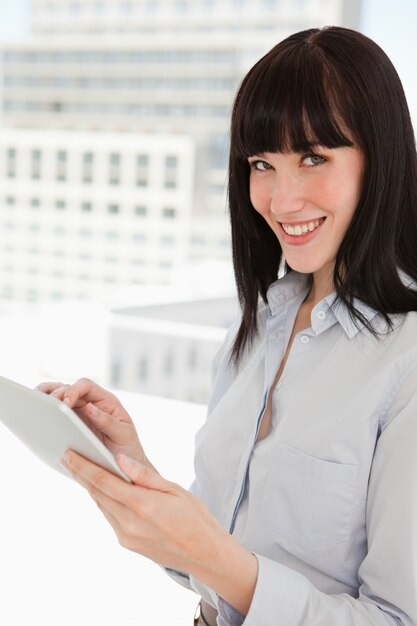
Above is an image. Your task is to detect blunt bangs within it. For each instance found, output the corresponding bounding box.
[232,36,354,159]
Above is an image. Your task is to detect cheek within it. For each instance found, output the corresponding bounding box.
[249,179,270,217]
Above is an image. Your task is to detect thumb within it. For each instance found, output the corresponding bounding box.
[117,454,169,491]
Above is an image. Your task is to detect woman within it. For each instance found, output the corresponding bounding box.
[39,27,417,625]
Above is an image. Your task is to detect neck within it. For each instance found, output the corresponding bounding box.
[303,265,334,308]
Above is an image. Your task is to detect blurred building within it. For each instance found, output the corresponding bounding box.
[0,128,194,301]
[0,0,362,304]
[109,295,238,403]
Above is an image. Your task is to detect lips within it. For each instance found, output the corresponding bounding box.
[278,217,326,246]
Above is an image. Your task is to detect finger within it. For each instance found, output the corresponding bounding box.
[94,498,125,535]
[35,382,64,394]
[83,403,134,444]
[117,455,173,493]
[63,458,134,532]
[62,378,113,409]
[61,451,134,504]
[50,384,71,401]
[71,404,119,444]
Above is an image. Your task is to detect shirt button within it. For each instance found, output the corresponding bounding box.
[300,335,310,344]
[317,310,326,320]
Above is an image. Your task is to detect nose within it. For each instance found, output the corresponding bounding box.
[269,172,305,219]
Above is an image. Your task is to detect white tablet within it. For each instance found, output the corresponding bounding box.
[0,375,129,481]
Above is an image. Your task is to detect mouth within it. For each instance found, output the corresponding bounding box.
[278,217,326,245]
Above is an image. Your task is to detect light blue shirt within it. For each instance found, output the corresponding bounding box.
[167,270,417,625]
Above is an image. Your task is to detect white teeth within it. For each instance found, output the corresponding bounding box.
[282,217,324,236]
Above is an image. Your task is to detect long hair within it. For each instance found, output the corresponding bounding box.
[228,26,417,364]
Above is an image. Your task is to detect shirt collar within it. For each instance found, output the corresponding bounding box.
[266,271,379,339]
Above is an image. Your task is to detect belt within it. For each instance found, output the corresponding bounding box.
[194,599,219,626]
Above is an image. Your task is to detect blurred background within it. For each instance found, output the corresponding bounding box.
[0,1,415,624]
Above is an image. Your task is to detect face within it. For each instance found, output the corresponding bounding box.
[248,145,364,290]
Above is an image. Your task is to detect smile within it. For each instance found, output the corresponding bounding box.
[281,218,326,236]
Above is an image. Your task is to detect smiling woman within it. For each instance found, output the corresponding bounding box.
[247,146,364,278]
[38,26,417,626]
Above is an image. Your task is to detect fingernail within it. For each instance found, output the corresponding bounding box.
[89,404,99,417]
[63,396,71,405]
[60,451,71,466]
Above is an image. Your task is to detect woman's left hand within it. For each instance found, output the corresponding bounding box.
[60,451,229,574]
[61,451,258,615]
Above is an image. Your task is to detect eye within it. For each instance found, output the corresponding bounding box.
[302,154,326,167]
[249,159,273,172]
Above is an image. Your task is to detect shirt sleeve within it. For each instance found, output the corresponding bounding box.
[163,567,192,591]
[217,363,417,626]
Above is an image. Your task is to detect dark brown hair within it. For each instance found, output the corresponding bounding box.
[228,26,417,364]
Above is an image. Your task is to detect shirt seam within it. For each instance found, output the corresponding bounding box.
[377,355,417,430]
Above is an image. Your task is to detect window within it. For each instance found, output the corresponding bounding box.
[81,201,92,212]
[69,2,81,14]
[31,149,42,179]
[164,350,174,375]
[111,361,121,385]
[162,207,176,219]
[26,289,38,302]
[161,235,175,246]
[120,1,132,14]
[94,1,105,14]
[56,150,67,181]
[137,355,148,382]
[175,0,187,13]
[55,199,66,210]
[6,148,16,178]
[6,196,15,206]
[109,153,121,185]
[136,154,148,187]
[30,198,40,208]
[135,205,147,216]
[164,155,178,188]
[82,152,93,183]
[1,285,14,299]
[188,345,197,369]
[108,203,119,214]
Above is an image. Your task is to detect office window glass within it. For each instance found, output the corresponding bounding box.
[136,154,149,187]
[82,152,93,183]
[31,149,42,179]
[164,155,178,188]
[6,148,16,178]
[109,153,121,185]
[56,150,67,181]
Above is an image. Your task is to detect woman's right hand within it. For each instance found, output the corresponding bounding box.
[36,378,150,468]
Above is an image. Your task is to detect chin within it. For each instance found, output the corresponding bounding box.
[285,260,319,274]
